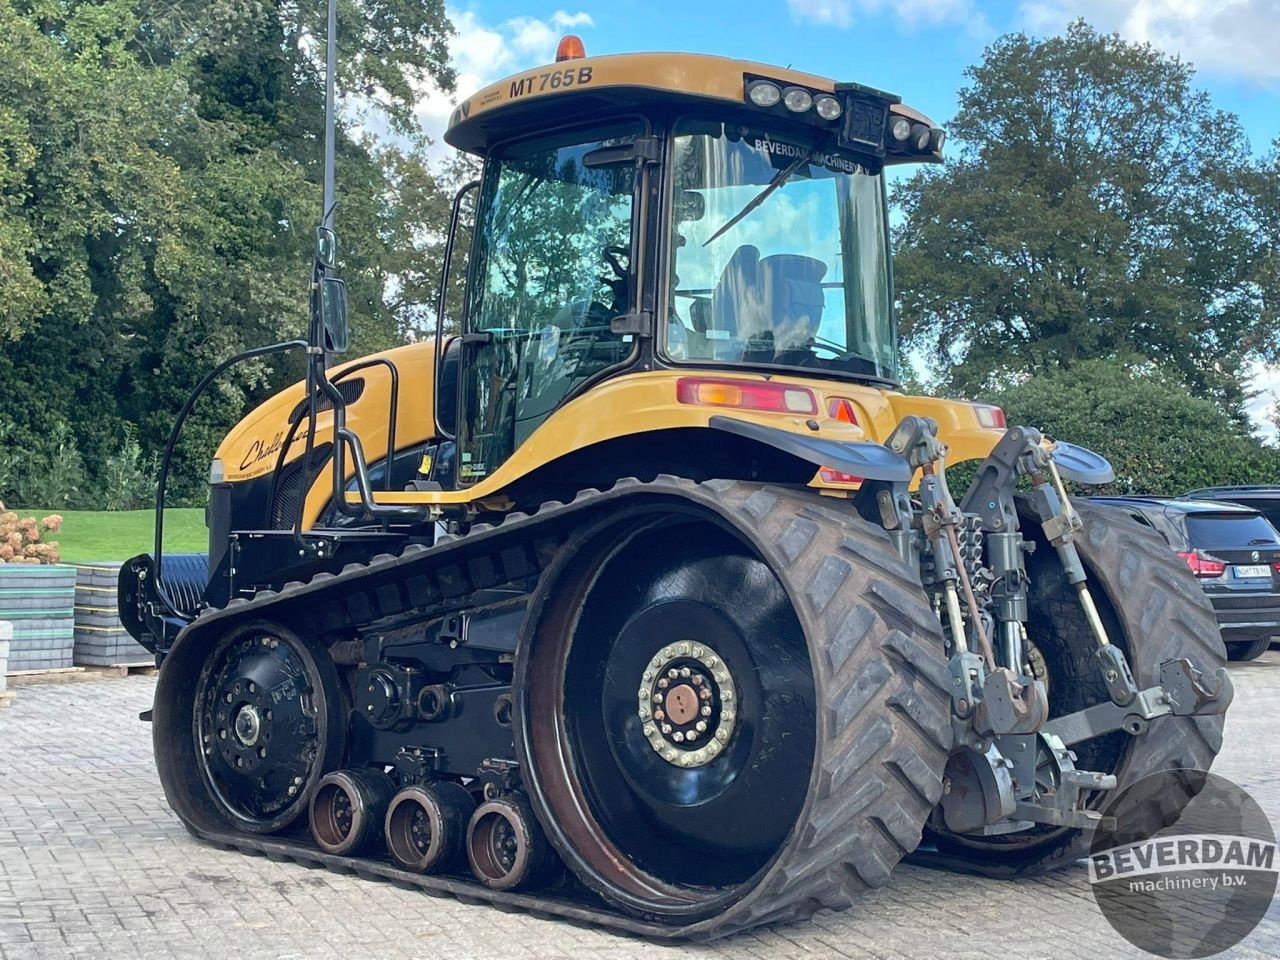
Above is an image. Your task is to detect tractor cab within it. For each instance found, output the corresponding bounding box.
[436,41,944,488]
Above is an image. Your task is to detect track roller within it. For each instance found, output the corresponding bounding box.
[466,796,557,891]
[310,769,396,856]
[385,781,475,873]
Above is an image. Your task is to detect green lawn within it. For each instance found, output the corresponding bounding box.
[26,508,206,562]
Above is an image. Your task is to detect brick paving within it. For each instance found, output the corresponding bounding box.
[1,655,1278,960]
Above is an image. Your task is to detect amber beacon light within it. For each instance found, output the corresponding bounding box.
[556,35,586,61]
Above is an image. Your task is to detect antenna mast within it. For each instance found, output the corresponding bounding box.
[322,0,337,233]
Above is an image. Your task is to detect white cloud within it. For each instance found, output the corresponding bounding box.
[412,8,595,165]
[787,0,973,28]
[1020,0,1280,85]
[508,11,595,59]
[787,0,855,27]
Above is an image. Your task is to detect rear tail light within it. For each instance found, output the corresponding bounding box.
[1178,550,1227,578]
[827,398,859,424]
[819,468,863,484]
[1272,562,1280,574]
[972,404,1006,429]
[676,378,817,415]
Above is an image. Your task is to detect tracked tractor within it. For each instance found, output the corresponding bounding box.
[120,34,1234,939]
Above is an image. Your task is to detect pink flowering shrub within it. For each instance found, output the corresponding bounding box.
[0,508,62,564]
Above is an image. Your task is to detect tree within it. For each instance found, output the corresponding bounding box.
[985,359,1280,495]
[893,20,1272,415]
[0,0,459,505]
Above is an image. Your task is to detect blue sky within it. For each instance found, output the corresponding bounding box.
[418,1,1280,154]
[411,1,1280,433]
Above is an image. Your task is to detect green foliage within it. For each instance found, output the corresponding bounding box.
[102,424,160,511]
[983,359,1280,495]
[0,0,458,505]
[14,422,86,508]
[893,20,1275,414]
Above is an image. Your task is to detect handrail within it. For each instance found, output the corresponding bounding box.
[316,373,420,521]
[152,339,308,620]
[270,356,402,533]
[434,179,480,440]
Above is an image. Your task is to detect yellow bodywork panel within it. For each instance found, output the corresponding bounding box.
[332,369,1004,509]
[219,345,1002,527]
[215,339,442,526]
[444,51,938,161]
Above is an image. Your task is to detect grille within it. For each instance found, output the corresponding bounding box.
[289,378,365,424]
[270,443,332,528]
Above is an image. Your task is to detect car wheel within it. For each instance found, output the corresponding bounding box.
[1226,637,1271,662]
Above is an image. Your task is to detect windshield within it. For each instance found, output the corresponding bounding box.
[665,119,897,380]
[458,123,640,483]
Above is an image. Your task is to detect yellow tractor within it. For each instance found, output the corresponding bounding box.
[121,35,1232,938]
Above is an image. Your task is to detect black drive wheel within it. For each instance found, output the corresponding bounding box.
[310,769,395,856]
[517,481,952,931]
[188,620,346,835]
[923,496,1227,875]
[1226,637,1271,662]
[465,796,557,891]
[385,781,475,873]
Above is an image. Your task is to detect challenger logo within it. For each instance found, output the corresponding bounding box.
[240,431,285,472]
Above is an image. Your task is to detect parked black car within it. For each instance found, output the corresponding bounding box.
[1090,496,1280,661]
[1184,485,1280,529]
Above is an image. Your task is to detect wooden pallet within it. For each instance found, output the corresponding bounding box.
[85,662,156,678]
[5,663,155,684]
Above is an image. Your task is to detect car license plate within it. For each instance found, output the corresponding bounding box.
[1233,564,1270,578]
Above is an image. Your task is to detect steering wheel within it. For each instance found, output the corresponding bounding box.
[603,245,630,279]
[599,245,631,315]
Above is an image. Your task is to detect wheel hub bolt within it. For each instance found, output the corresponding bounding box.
[637,641,738,769]
[233,704,262,747]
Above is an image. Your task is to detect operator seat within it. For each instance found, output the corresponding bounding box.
[709,244,761,360]
[756,255,827,331]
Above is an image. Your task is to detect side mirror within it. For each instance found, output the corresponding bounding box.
[677,190,705,223]
[316,226,338,269]
[321,277,349,354]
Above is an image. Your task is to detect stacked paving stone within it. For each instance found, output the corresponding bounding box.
[0,619,10,693]
[0,564,76,670]
[74,561,149,666]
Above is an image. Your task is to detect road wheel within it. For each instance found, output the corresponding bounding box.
[154,619,346,837]
[517,482,952,930]
[922,496,1226,875]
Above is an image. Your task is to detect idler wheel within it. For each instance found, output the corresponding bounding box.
[465,796,556,891]
[310,769,395,856]
[385,781,475,873]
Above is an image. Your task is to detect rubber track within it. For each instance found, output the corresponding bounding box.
[166,476,952,940]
